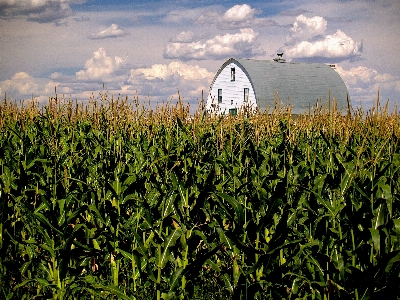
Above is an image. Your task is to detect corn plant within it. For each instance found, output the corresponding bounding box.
[0,94,399,299]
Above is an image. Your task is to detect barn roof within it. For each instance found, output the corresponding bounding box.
[212,58,349,113]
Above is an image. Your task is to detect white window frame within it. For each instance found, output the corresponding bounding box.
[244,88,249,102]
[218,89,222,103]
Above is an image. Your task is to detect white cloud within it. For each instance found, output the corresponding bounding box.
[44,81,72,94]
[336,65,400,107]
[0,0,86,22]
[89,24,127,39]
[286,15,327,43]
[223,4,256,23]
[197,4,276,29]
[336,65,378,86]
[164,28,263,60]
[285,29,362,59]
[50,72,65,80]
[171,31,197,43]
[0,72,39,96]
[282,15,362,62]
[0,72,70,101]
[76,48,124,82]
[0,55,212,108]
[128,61,213,105]
[130,61,214,81]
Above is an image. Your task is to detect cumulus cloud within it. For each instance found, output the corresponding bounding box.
[336,65,400,107]
[130,61,214,81]
[337,65,400,91]
[171,31,197,43]
[89,24,127,39]
[127,61,213,105]
[0,72,70,101]
[282,15,362,62]
[0,0,86,22]
[286,15,327,43]
[43,81,72,95]
[197,4,276,29]
[0,56,211,108]
[76,48,124,82]
[164,28,264,60]
[222,4,256,23]
[336,65,378,86]
[0,72,40,96]
[285,30,362,60]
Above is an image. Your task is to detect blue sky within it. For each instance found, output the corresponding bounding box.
[0,0,399,111]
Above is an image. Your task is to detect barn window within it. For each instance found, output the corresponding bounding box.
[218,89,222,103]
[244,88,249,102]
[229,108,237,116]
[231,68,235,81]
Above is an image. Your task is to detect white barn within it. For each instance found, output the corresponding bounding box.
[207,57,349,115]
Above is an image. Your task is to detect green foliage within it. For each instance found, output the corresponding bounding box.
[0,96,400,299]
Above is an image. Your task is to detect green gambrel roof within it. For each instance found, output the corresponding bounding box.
[215,58,350,114]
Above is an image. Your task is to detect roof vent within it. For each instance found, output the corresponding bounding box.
[273,52,286,63]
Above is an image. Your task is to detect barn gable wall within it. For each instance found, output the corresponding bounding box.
[207,62,257,114]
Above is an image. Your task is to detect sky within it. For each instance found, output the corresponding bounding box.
[1,0,399,112]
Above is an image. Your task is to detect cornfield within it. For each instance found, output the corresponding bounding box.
[0,93,399,299]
